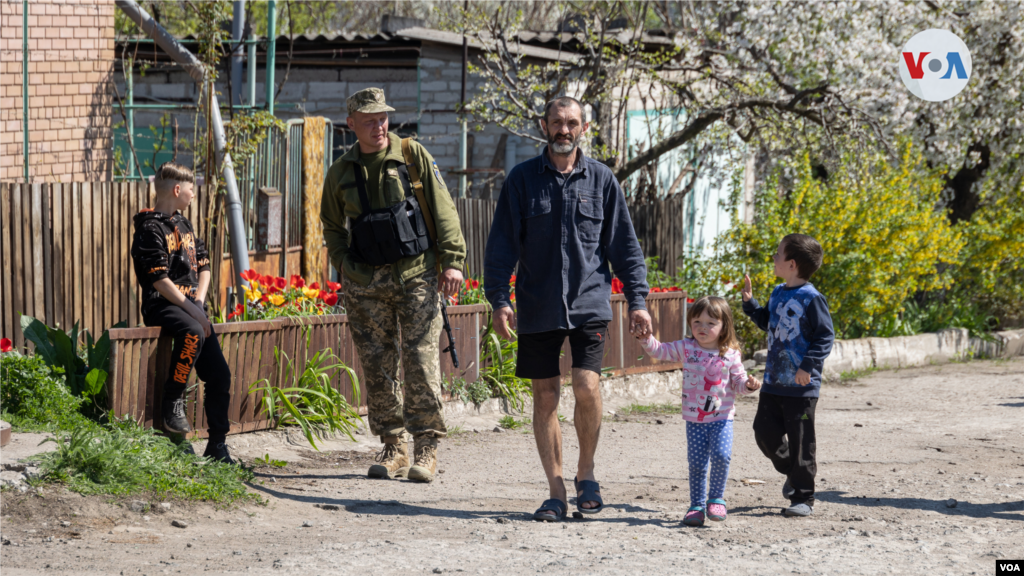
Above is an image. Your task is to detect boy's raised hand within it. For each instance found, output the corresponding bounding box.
[741,274,753,302]
[745,375,761,391]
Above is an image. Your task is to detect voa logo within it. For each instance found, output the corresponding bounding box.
[898,29,972,102]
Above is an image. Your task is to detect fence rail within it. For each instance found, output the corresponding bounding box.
[105,293,688,437]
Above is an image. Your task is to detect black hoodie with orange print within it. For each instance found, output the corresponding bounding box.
[131,209,211,314]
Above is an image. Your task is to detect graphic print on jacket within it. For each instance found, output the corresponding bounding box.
[640,336,755,423]
[742,283,835,398]
[131,209,211,312]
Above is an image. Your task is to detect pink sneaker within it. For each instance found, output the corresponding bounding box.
[683,506,705,527]
[707,498,727,522]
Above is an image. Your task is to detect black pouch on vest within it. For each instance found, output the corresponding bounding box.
[348,162,433,266]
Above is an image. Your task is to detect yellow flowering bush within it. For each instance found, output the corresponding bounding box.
[950,167,1024,328]
[720,141,964,339]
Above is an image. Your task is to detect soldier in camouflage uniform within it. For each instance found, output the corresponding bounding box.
[320,88,467,483]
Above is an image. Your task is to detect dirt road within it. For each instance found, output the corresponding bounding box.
[2,358,1022,575]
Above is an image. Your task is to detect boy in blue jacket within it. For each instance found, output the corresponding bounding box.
[741,233,834,517]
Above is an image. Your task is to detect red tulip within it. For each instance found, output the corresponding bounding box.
[472,279,480,289]
[309,282,320,290]
[261,294,269,303]
[687,298,695,303]
[611,278,624,294]
[274,276,287,290]
[290,275,305,289]
[509,274,517,283]
[327,281,341,292]
[668,286,681,292]
[465,279,473,289]
[240,269,260,282]
[1,337,12,353]
[324,293,339,306]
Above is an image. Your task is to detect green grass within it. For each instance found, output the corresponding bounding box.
[28,418,257,504]
[837,366,880,383]
[252,454,287,468]
[617,402,681,416]
[498,415,531,430]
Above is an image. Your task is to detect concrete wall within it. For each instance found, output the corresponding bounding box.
[0,0,115,182]
[821,328,1024,381]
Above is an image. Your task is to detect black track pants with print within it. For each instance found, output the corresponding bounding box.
[752,393,818,506]
[143,299,231,440]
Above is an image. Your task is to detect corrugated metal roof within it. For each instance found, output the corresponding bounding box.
[119,26,675,63]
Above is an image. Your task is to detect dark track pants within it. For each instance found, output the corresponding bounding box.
[143,299,231,441]
[752,392,818,506]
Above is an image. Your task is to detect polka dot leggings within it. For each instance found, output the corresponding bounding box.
[685,419,734,507]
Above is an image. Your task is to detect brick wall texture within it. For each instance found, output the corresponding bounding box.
[0,0,114,182]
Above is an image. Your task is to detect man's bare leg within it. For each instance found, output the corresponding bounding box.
[532,376,566,508]
[572,367,603,509]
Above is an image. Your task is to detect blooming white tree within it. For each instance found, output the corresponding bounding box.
[462,1,1024,215]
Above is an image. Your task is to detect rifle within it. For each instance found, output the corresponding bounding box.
[440,296,459,368]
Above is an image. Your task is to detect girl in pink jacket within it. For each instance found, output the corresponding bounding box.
[640,296,761,527]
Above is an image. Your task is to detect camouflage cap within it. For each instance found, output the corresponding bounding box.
[347,87,395,115]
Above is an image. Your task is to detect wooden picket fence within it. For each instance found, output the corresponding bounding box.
[105,293,687,437]
[0,181,215,349]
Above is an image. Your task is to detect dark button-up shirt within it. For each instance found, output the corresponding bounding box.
[484,147,649,334]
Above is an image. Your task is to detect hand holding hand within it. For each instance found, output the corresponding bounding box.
[493,306,516,341]
[741,274,753,302]
[795,369,811,386]
[745,375,761,391]
[629,309,652,339]
[439,267,463,297]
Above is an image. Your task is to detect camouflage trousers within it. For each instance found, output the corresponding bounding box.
[345,265,447,440]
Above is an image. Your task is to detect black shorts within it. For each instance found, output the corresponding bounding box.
[515,320,609,380]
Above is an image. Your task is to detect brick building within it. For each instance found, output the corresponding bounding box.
[0,0,115,182]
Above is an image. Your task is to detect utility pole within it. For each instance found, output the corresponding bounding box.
[231,1,245,108]
[22,0,29,182]
[458,0,468,198]
[265,0,276,115]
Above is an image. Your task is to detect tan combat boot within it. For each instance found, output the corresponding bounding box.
[407,436,438,483]
[367,437,409,479]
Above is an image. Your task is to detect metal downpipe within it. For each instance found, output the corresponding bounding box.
[114,0,251,300]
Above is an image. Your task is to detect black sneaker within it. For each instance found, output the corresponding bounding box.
[162,398,191,434]
[203,441,235,465]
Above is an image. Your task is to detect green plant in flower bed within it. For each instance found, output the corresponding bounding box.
[451,276,488,306]
[32,418,255,502]
[249,337,362,450]
[0,351,95,433]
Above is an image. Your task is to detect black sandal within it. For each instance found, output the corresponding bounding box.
[532,498,568,522]
[574,476,604,515]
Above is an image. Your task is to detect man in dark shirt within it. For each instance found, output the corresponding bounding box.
[484,96,651,521]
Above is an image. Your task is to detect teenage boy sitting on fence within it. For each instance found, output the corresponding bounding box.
[130,161,234,464]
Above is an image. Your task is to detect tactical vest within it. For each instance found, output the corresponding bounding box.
[347,157,433,266]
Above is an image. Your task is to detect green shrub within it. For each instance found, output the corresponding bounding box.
[0,352,92,432]
[34,418,255,502]
[718,140,964,339]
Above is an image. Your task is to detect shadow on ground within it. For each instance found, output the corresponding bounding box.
[816,490,1024,522]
